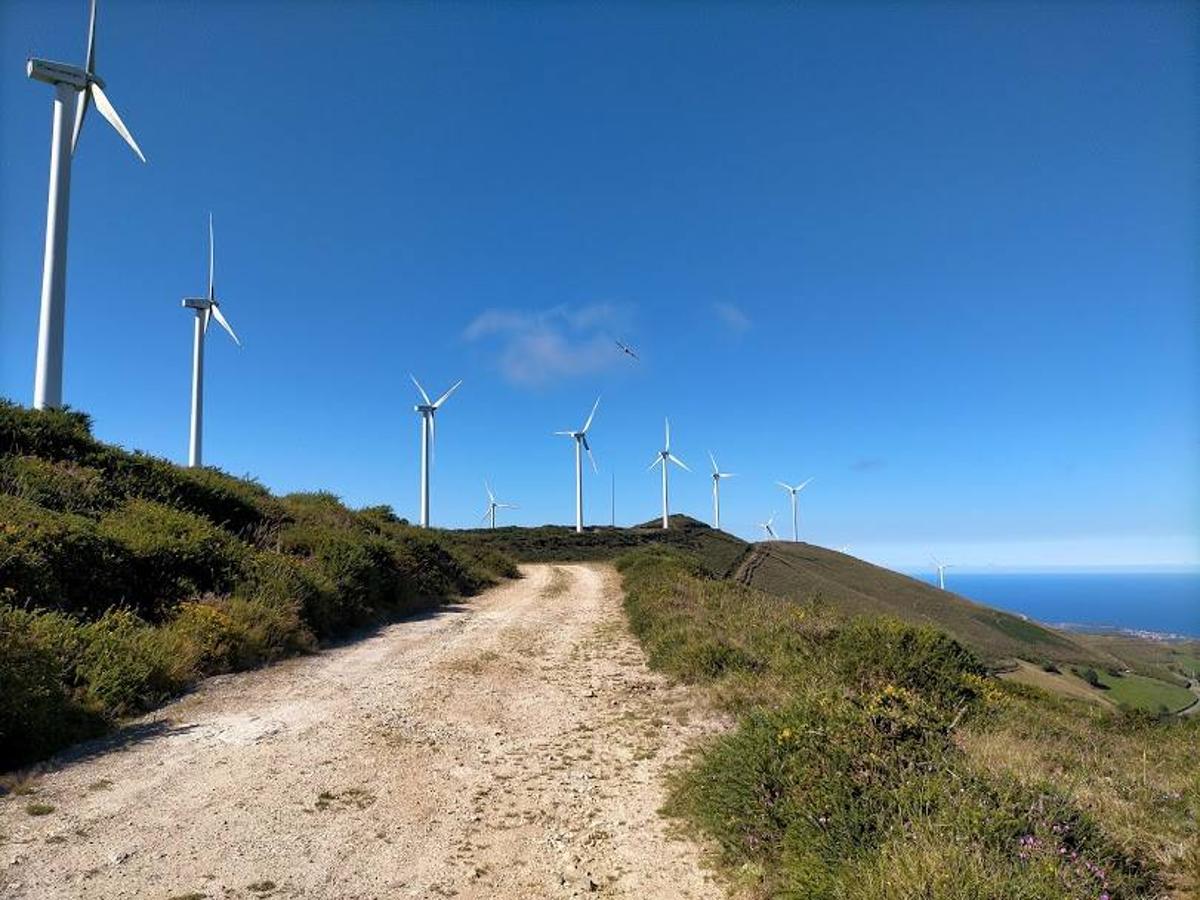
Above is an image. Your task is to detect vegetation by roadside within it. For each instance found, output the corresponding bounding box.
[0,401,516,771]
[617,546,1199,898]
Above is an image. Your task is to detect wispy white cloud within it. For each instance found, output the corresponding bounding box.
[712,301,751,332]
[464,303,630,387]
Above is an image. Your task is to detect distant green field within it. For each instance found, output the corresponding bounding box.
[1087,671,1196,713]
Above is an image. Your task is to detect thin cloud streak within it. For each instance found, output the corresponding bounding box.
[712,301,751,332]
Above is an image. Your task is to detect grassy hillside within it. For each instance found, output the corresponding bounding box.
[0,401,516,771]
[618,547,1199,898]
[458,513,749,576]
[737,541,1118,668]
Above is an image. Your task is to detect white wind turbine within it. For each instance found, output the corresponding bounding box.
[758,514,778,541]
[648,418,689,529]
[776,477,814,542]
[555,397,600,533]
[411,375,462,528]
[481,481,517,529]
[931,555,953,590]
[28,0,146,410]
[708,452,736,530]
[182,215,240,468]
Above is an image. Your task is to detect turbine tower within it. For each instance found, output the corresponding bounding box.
[182,215,240,468]
[481,481,516,529]
[648,418,688,529]
[776,477,814,542]
[758,514,778,541]
[931,555,953,590]
[411,375,462,528]
[708,452,735,530]
[28,0,146,409]
[555,397,600,533]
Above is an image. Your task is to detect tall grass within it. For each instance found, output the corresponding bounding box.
[617,546,1194,898]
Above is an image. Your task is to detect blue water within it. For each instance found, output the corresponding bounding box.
[912,572,1200,638]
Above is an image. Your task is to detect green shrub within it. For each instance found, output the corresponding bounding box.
[98,500,245,617]
[0,495,129,617]
[0,604,104,770]
[0,455,111,514]
[0,402,95,462]
[76,609,184,715]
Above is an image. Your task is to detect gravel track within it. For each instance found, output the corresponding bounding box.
[0,563,724,900]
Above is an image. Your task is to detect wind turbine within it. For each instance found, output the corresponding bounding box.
[776,478,814,542]
[181,215,240,468]
[28,0,146,410]
[411,375,462,528]
[648,418,688,529]
[758,514,778,541]
[708,452,736,530]
[555,397,600,533]
[481,481,517,529]
[931,555,953,590]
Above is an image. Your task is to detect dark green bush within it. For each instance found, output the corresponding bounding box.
[0,604,105,770]
[98,500,245,617]
[0,495,130,617]
[0,455,111,514]
[75,609,184,715]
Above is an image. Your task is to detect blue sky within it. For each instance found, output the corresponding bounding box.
[1,0,1197,571]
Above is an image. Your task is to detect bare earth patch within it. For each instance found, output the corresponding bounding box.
[0,564,725,899]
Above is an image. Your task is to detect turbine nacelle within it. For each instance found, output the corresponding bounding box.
[26,58,94,90]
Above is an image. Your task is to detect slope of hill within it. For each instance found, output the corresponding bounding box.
[734,541,1117,668]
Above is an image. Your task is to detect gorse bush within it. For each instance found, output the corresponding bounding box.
[98,500,247,618]
[619,547,1175,899]
[0,400,516,770]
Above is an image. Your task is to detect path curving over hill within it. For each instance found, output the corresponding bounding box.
[0,564,723,899]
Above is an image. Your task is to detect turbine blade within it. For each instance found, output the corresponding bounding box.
[480,508,492,524]
[776,481,793,493]
[648,456,662,471]
[433,379,462,408]
[586,443,598,474]
[70,89,90,155]
[90,82,146,163]
[209,303,241,346]
[410,374,432,405]
[202,305,211,334]
[84,0,97,73]
[553,430,575,436]
[485,480,494,503]
[207,214,215,302]
[664,418,670,451]
[709,451,719,474]
[797,477,815,492]
[668,454,689,472]
[581,396,600,434]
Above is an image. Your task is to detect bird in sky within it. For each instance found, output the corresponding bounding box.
[615,339,639,361]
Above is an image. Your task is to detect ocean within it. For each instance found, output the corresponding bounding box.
[910,571,1200,638]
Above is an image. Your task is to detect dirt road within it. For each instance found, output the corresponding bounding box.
[0,564,724,900]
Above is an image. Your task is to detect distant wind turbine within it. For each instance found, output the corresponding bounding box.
[708,452,736,530]
[481,481,516,529]
[615,339,639,360]
[758,514,778,541]
[28,0,146,410]
[649,418,689,529]
[931,555,953,590]
[555,397,600,533]
[775,478,814,542]
[182,215,240,468]
[411,375,462,528]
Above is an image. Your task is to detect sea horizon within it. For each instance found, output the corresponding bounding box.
[897,568,1200,639]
